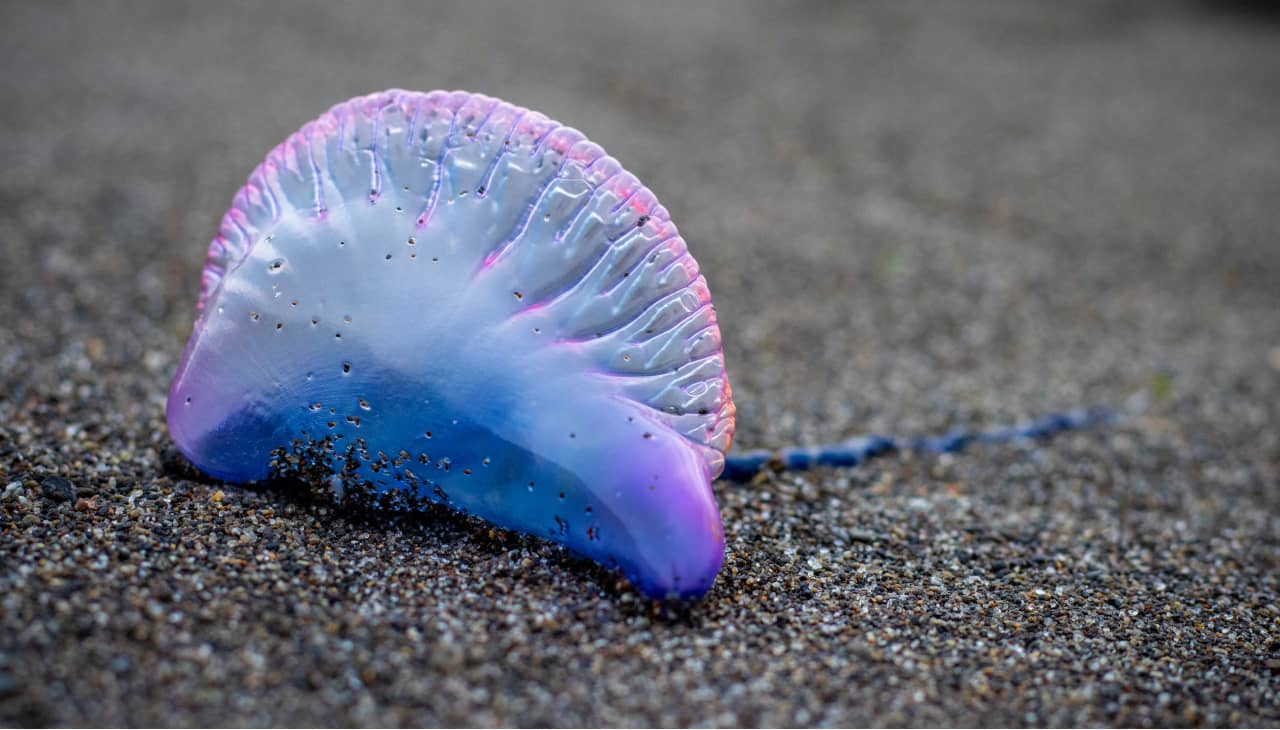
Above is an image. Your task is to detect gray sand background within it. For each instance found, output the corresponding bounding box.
[1,1,1278,726]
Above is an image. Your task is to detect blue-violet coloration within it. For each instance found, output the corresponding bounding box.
[168,90,736,599]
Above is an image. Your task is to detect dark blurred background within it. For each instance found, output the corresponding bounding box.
[1,1,1277,726]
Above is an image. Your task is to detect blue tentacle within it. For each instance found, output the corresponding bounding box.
[720,406,1117,481]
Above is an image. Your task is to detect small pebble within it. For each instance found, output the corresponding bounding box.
[39,475,75,503]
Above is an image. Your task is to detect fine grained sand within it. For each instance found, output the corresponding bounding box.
[1,1,1277,726]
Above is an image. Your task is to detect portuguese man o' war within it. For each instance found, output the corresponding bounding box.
[168,89,1111,600]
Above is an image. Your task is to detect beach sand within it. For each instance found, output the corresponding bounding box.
[1,1,1277,725]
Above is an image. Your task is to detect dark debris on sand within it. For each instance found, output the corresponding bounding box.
[1,1,1278,726]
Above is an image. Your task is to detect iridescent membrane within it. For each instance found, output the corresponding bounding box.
[168,90,736,599]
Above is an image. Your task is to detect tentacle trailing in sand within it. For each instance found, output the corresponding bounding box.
[721,407,1118,481]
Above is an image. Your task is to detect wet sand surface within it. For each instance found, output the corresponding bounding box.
[1,1,1278,726]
